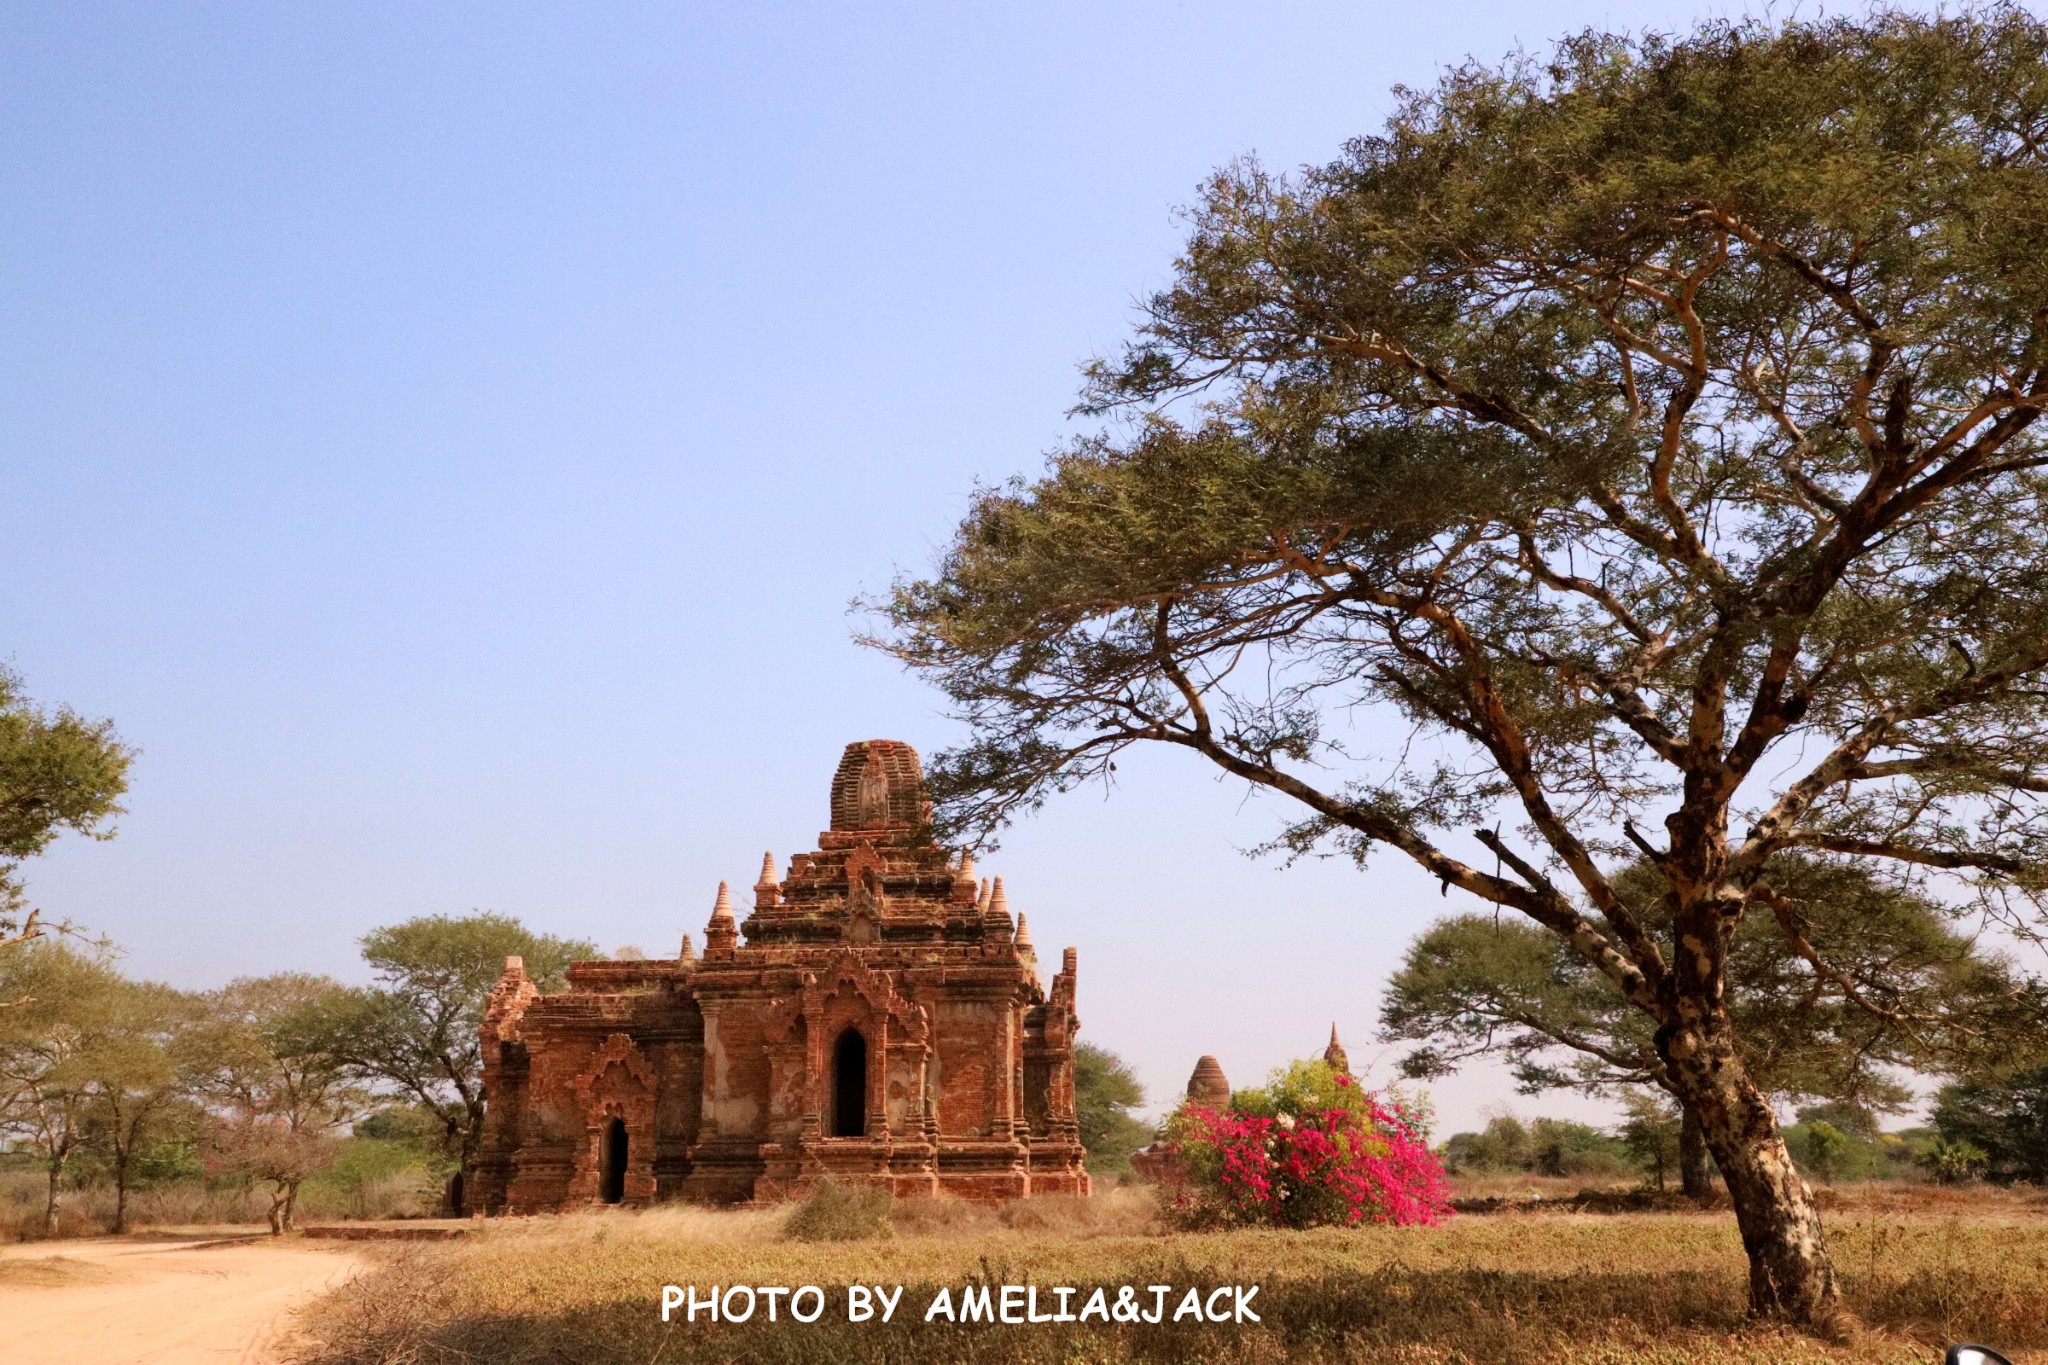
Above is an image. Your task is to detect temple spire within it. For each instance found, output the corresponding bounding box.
[1014,912,1036,956]
[678,932,697,965]
[1323,1022,1350,1075]
[754,851,780,909]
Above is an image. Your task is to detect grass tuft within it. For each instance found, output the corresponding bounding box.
[784,1181,894,1242]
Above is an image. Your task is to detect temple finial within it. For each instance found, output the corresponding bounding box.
[1014,912,1035,955]
[958,848,976,880]
[986,876,1013,933]
[705,881,739,958]
[678,932,697,964]
[1323,1022,1351,1074]
[754,852,780,909]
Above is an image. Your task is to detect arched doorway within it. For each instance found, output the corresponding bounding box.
[599,1117,627,1204]
[831,1028,868,1137]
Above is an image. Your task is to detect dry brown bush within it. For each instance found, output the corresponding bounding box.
[0,1169,440,1241]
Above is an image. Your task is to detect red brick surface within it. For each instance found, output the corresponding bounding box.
[473,741,1090,1210]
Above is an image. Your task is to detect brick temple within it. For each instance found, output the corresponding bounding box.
[471,739,1090,1210]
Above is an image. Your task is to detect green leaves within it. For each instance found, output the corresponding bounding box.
[1072,1042,1149,1174]
[0,667,131,930]
[873,7,2048,941]
[295,913,595,1164]
[1382,856,2038,1107]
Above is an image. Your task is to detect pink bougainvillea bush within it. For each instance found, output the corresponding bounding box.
[1159,1060,1450,1229]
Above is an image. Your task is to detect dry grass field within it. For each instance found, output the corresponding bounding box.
[292,1182,2048,1365]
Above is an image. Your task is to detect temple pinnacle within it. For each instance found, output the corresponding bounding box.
[710,880,735,925]
[1323,1022,1350,1074]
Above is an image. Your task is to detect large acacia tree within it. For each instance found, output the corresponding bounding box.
[873,10,2048,1327]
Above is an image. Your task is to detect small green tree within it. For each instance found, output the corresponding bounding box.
[0,667,131,952]
[0,942,130,1234]
[189,974,363,1234]
[1920,1135,1989,1184]
[84,978,197,1233]
[1932,1064,2048,1183]
[1787,1121,1854,1184]
[1618,1092,1683,1190]
[1441,1113,1534,1173]
[1072,1042,1149,1174]
[299,914,592,1198]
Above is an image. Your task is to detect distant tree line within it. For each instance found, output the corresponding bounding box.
[1439,1099,2005,1191]
[0,913,592,1236]
[1385,857,2048,1196]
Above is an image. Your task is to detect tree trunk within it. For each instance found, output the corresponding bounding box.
[453,1099,489,1216]
[1665,1033,1843,1328]
[267,1185,288,1235]
[1679,1106,1715,1200]
[112,1130,133,1235]
[44,1153,64,1237]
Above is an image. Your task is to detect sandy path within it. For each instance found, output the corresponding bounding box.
[0,1236,366,1365]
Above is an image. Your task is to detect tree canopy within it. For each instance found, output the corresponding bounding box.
[299,913,593,1185]
[0,667,131,943]
[1072,1041,1149,1174]
[872,7,2048,1324]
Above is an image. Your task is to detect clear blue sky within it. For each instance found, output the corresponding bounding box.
[8,0,1782,1132]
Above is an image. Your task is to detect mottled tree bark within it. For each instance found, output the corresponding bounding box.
[1665,1030,1840,1325]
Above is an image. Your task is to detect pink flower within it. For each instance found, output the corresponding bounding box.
[1160,1086,1451,1229]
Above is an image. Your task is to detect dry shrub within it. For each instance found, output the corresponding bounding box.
[784,1181,893,1242]
[0,1164,439,1241]
[0,1170,278,1240]
[290,1200,2048,1365]
[891,1185,1157,1238]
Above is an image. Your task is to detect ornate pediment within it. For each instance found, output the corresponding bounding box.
[764,951,929,1046]
[568,1032,659,1107]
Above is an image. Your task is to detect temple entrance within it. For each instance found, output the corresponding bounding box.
[831,1028,868,1137]
[600,1118,627,1204]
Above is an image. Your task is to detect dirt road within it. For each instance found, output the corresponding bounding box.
[0,1235,364,1365]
